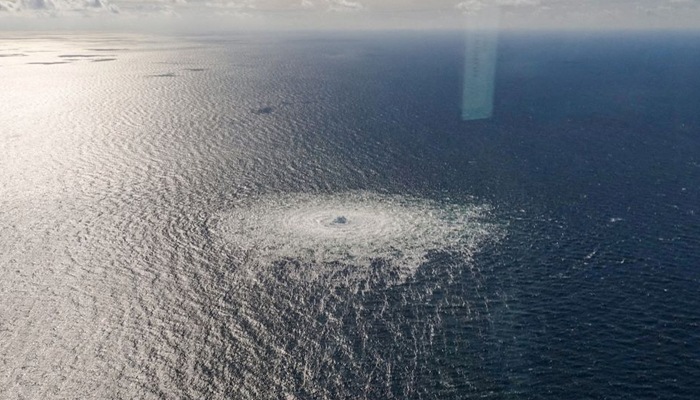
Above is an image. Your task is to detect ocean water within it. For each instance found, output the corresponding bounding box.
[1,32,699,399]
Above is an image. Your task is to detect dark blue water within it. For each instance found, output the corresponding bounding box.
[285,32,700,399]
[456,32,700,399]
[2,32,699,399]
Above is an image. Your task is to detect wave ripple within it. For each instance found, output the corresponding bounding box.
[216,191,497,283]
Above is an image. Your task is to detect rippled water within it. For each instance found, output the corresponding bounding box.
[216,191,497,285]
[1,32,699,399]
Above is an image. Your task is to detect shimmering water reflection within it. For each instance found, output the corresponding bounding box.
[1,32,699,400]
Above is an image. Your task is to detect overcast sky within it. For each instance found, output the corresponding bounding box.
[1,0,700,31]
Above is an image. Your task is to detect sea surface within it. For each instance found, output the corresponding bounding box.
[1,31,699,399]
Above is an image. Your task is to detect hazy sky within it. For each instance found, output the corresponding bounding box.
[1,0,700,31]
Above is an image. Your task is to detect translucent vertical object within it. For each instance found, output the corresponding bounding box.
[462,7,500,121]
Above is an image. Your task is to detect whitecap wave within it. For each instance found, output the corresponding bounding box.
[215,191,498,284]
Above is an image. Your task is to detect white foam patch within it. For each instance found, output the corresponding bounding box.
[216,191,498,284]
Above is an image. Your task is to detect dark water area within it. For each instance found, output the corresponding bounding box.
[1,32,699,399]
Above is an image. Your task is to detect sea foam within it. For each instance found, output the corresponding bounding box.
[216,191,498,284]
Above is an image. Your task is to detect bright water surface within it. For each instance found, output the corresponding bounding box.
[1,32,699,399]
